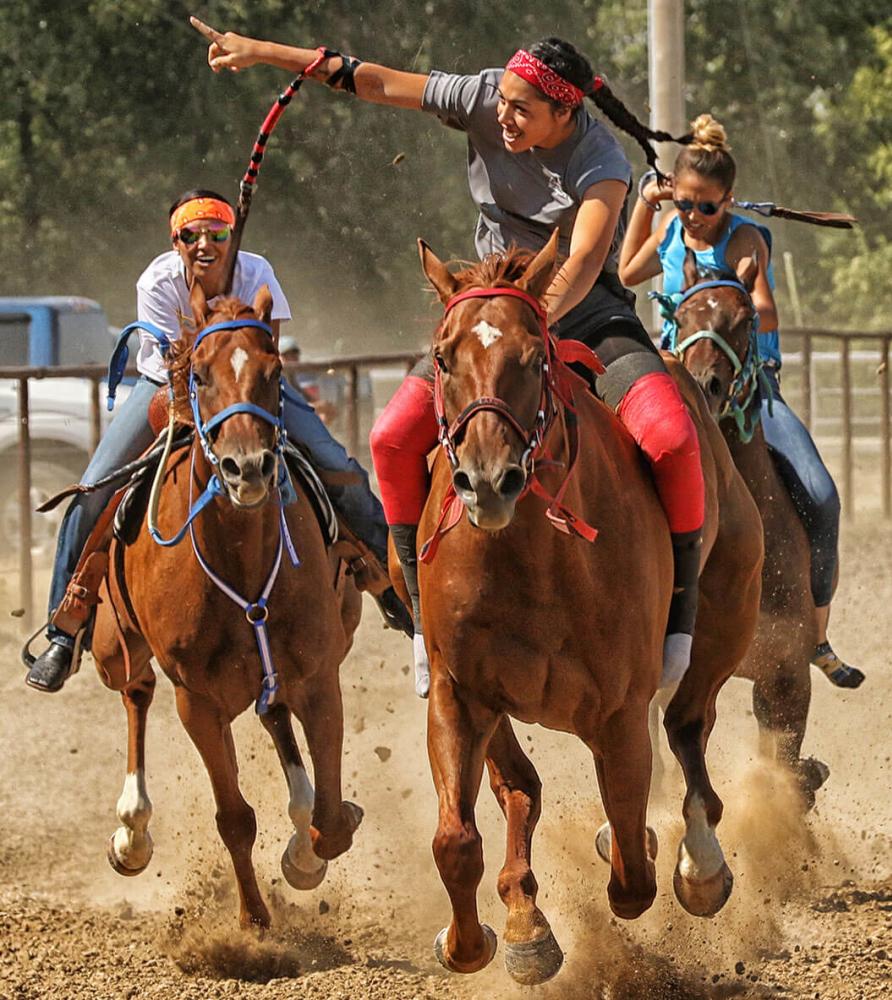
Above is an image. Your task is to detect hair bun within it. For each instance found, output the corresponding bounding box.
[689,114,730,153]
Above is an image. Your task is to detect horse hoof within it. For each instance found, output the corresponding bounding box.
[281,846,328,891]
[106,834,152,877]
[673,861,734,917]
[595,823,658,864]
[796,757,830,810]
[434,923,497,974]
[343,800,364,834]
[504,928,564,985]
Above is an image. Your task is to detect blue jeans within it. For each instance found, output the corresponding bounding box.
[760,368,839,607]
[47,377,388,643]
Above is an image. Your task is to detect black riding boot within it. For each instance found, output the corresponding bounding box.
[24,636,76,693]
[390,523,429,698]
[663,529,702,686]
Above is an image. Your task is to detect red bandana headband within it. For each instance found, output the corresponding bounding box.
[505,49,601,108]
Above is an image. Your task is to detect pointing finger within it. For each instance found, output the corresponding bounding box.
[189,16,223,43]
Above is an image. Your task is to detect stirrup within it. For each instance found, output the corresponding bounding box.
[21,621,85,678]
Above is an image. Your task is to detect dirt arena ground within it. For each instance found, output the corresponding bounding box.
[0,519,889,999]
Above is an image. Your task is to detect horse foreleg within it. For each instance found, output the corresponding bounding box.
[753,663,828,809]
[295,672,363,863]
[590,699,658,920]
[258,702,328,890]
[484,717,561,986]
[107,669,156,877]
[663,673,733,918]
[428,670,500,976]
[174,688,269,930]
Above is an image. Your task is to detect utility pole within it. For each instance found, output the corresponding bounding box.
[647,0,686,330]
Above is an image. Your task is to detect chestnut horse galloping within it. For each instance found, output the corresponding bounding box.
[411,234,763,985]
[667,251,838,807]
[91,287,362,928]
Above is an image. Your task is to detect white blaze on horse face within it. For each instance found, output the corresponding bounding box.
[473,320,504,349]
[231,347,249,382]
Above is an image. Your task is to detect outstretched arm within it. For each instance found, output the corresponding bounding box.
[190,17,428,109]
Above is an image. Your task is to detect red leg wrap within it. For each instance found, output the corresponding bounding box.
[370,375,439,525]
[617,371,705,534]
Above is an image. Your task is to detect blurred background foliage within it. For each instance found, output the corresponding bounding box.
[0,1,889,353]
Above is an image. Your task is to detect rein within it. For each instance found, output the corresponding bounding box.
[421,285,604,562]
[656,279,773,444]
[108,317,301,714]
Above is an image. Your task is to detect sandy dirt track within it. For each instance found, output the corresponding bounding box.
[0,521,890,1000]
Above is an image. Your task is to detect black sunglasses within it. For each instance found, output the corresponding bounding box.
[673,196,728,217]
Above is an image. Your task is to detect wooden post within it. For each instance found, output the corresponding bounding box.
[17,378,33,629]
[800,331,812,434]
[90,376,102,453]
[348,364,360,457]
[840,336,853,521]
[882,336,891,519]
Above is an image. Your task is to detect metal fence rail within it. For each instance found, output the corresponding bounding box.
[3,328,890,627]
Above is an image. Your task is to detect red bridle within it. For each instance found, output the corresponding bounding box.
[421,285,605,561]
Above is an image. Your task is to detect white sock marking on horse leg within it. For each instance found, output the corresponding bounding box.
[661,634,692,687]
[112,770,154,870]
[413,633,430,699]
[231,347,249,382]
[677,794,725,881]
[472,320,504,349]
[285,761,324,873]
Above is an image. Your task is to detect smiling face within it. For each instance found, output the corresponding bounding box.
[497,71,575,153]
[173,218,232,288]
[672,170,732,243]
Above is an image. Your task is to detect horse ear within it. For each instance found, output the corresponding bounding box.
[190,280,211,329]
[253,284,273,325]
[736,251,758,293]
[518,229,559,300]
[418,239,458,303]
[682,248,699,290]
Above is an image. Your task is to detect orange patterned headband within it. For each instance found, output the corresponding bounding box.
[169,197,236,236]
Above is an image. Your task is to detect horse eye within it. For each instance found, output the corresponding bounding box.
[434,353,449,374]
[192,369,207,388]
[531,355,544,375]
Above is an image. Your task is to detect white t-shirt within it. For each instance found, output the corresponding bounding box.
[135,250,292,383]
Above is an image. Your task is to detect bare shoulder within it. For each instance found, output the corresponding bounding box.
[726,221,770,265]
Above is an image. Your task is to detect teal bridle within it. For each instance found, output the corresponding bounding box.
[652,279,773,444]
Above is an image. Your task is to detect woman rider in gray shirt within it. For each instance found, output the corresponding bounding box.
[191,22,703,698]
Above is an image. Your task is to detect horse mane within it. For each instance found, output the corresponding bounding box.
[451,246,538,291]
[167,296,259,422]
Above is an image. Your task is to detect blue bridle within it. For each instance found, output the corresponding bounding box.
[107,315,301,714]
[652,279,773,444]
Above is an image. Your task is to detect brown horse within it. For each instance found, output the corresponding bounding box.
[408,234,763,985]
[667,251,834,805]
[91,286,363,928]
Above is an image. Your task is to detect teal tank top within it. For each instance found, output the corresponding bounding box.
[657,213,781,366]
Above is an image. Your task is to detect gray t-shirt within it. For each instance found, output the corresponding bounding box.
[422,68,639,338]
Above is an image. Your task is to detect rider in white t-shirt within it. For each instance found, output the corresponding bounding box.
[25,189,411,693]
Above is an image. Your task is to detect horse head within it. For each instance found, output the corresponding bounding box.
[673,249,759,420]
[419,232,559,531]
[174,283,283,509]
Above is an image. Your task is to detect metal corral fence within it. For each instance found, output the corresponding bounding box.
[2,328,890,625]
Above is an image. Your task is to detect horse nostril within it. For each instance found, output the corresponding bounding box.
[220,456,241,480]
[496,465,525,499]
[260,450,276,480]
[453,470,474,496]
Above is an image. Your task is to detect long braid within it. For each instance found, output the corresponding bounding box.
[528,37,691,177]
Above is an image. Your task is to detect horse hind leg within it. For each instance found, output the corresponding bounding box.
[484,717,562,986]
[259,703,327,890]
[107,669,156,877]
[753,661,828,810]
[175,688,270,929]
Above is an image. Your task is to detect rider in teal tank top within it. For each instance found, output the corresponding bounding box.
[618,112,864,690]
[657,213,781,367]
